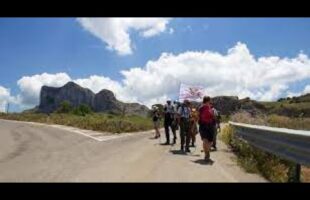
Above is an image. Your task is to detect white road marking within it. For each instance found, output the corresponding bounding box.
[0,119,153,142]
[50,125,104,141]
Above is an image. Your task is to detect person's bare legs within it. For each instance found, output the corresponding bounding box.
[156,127,160,137]
[154,126,160,138]
[191,134,196,146]
[203,139,212,160]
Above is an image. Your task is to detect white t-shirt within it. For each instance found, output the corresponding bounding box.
[164,104,175,113]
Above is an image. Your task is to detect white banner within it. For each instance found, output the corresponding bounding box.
[178,83,204,102]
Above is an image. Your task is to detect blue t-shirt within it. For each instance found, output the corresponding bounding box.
[178,106,191,119]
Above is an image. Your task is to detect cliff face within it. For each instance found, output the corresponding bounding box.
[93,89,122,113]
[38,82,95,113]
[38,82,149,116]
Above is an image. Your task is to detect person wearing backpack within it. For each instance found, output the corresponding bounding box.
[163,100,177,145]
[198,96,215,162]
[177,100,192,153]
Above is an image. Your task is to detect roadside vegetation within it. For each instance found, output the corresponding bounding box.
[261,94,310,118]
[0,101,154,133]
[220,111,310,182]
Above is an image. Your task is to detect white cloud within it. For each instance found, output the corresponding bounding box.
[77,18,171,55]
[259,84,289,101]
[0,86,13,112]
[73,75,136,103]
[119,42,310,104]
[303,85,310,94]
[287,84,310,97]
[17,73,71,106]
[11,42,310,110]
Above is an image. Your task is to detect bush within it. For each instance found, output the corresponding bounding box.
[72,104,92,116]
[55,101,73,113]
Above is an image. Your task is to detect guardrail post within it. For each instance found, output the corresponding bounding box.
[288,164,301,183]
[295,164,301,183]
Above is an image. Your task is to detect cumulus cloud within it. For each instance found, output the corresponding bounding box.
[77,18,172,55]
[74,75,136,102]
[17,73,71,106]
[0,86,13,112]
[119,42,310,104]
[12,42,310,110]
[287,84,310,97]
[303,85,310,94]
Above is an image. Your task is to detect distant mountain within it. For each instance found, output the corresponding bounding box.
[37,82,149,117]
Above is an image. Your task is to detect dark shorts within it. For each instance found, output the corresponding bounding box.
[199,123,214,142]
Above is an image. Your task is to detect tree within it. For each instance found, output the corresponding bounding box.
[72,104,93,116]
[56,101,73,113]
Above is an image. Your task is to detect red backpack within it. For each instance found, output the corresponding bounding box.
[199,104,215,124]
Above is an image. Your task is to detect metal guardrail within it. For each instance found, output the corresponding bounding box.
[229,121,310,182]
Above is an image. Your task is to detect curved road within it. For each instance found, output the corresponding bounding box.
[0,119,266,182]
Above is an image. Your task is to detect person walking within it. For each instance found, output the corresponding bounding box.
[177,100,191,153]
[152,106,161,139]
[189,106,199,147]
[198,96,215,162]
[163,100,177,145]
[210,104,219,151]
[171,100,180,142]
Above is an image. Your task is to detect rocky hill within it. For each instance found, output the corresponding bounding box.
[37,82,149,117]
[207,95,310,117]
[157,95,310,118]
[261,93,310,117]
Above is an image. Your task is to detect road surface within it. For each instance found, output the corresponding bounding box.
[0,119,266,182]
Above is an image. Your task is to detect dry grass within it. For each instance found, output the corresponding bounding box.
[267,114,310,130]
[302,167,310,182]
[0,112,154,133]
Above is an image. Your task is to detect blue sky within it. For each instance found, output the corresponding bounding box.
[1,18,310,112]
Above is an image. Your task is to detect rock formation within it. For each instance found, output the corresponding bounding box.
[38,82,149,117]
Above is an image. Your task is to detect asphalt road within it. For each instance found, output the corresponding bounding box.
[0,119,266,182]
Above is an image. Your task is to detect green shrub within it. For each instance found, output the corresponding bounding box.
[72,104,92,116]
[55,101,73,113]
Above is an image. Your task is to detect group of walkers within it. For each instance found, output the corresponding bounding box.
[152,96,221,162]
